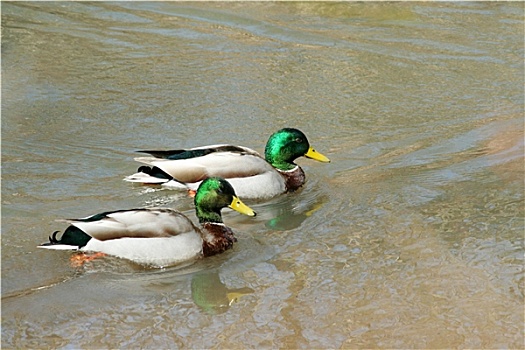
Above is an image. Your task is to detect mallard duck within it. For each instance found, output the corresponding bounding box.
[38,177,256,267]
[124,128,330,199]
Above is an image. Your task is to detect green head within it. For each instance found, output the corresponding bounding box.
[194,177,256,223]
[264,128,330,171]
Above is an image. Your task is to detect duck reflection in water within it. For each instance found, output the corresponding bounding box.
[263,193,328,231]
[191,271,254,314]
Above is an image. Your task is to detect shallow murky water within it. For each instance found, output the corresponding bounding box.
[2,2,523,349]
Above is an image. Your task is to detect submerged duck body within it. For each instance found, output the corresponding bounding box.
[124,128,330,199]
[39,178,256,267]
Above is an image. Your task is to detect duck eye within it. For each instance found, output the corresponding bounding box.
[295,137,303,143]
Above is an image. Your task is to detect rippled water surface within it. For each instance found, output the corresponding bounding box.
[2,2,523,349]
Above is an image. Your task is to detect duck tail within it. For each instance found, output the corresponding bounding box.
[38,226,91,250]
[123,166,189,190]
[137,166,173,180]
[124,166,171,183]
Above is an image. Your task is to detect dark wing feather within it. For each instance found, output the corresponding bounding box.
[67,208,198,241]
[137,145,255,160]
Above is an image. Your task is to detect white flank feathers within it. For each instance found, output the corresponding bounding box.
[83,232,203,267]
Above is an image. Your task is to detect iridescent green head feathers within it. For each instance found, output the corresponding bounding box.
[264,128,330,171]
[194,177,256,223]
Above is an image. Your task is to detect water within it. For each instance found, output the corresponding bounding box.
[2,2,523,348]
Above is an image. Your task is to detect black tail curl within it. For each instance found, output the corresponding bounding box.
[43,226,91,248]
[48,230,61,244]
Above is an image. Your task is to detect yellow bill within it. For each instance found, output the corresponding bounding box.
[305,147,331,163]
[229,196,256,217]
[227,288,255,306]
